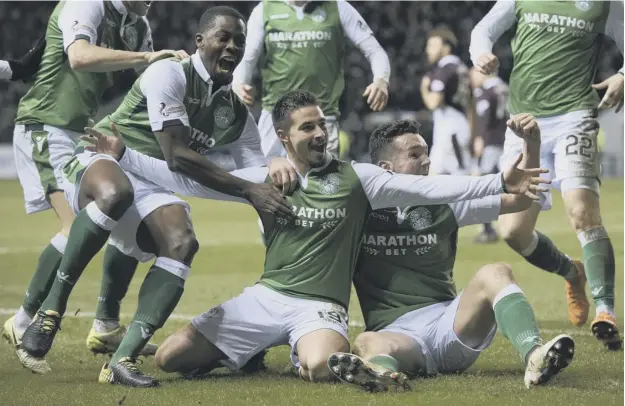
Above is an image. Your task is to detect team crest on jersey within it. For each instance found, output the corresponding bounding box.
[408,207,433,231]
[311,8,327,23]
[214,106,235,129]
[318,173,340,195]
[575,0,592,11]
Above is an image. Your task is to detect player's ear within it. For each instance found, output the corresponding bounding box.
[378,160,392,171]
[195,33,204,49]
[277,128,289,144]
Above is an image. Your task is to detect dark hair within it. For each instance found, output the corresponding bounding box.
[369,119,421,163]
[272,90,318,132]
[199,6,245,32]
[428,25,458,51]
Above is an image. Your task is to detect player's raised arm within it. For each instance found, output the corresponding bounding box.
[337,0,390,112]
[232,3,264,105]
[60,0,187,72]
[469,0,517,75]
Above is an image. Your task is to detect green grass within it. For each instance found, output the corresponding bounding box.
[0,179,623,405]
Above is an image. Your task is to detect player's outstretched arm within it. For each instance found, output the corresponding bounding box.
[469,0,516,75]
[82,122,265,204]
[353,159,550,211]
[60,0,187,73]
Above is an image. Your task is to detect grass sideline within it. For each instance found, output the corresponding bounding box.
[0,179,623,405]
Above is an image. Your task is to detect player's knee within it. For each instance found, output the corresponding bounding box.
[93,182,134,220]
[565,200,600,233]
[162,230,199,263]
[474,263,515,296]
[300,354,336,382]
[155,341,182,373]
[353,332,385,357]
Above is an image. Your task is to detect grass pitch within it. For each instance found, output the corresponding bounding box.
[0,179,623,405]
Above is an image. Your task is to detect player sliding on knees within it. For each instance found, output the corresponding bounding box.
[18,6,299,387]
[327,115,574,393]
[81,90,551,385]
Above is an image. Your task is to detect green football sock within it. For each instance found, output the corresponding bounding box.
[368,354,400,372]
[579,227,615,312]
[22,234,66,316]
[493,288,542,361]
[95,244,139,321]
[521,231,576,281]
[110,260,186,365]
[40,203,116,316]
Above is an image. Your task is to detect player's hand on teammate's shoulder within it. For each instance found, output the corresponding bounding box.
[244,183,296,219]
[234,82,255,106]
[506,113,540,143]
[82,120,126,161]
[268,158,298,196]
[146,49,190,65]
[593,73,624,113]
[363,78,389,112]
[502,153,550,201]
[475,53,499,76]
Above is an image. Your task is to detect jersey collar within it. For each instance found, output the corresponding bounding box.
[287,152,333,186]
[437,54,461,68]
[192,51,212,84]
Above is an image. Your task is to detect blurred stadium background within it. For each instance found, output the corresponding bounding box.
[0,1,622,177]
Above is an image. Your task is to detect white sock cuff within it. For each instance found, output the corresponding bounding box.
[577,226,608,247]
[50,233,68,254]
[85,201,117,231]
[492,284,525,308]
[520,231,539,257]
[155,257,190,281]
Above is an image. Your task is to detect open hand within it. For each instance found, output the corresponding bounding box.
[82,121,126,160]
[363,78,389,112]
[593,73,624,112]
[502,153,551,200]
[245,183,295,219]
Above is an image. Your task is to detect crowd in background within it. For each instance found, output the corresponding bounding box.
[0,1,622,160]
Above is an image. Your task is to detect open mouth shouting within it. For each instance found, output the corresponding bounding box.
[217,55,237,74]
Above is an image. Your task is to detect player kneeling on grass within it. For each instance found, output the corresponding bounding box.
[328,115,574,392]
[82,90,551,384]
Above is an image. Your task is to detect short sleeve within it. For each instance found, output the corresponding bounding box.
[139,60,189,132]
[58,0,105,52]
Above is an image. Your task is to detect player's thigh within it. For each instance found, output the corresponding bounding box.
[433,296,496,374]
[354,331,426,375]
[156,323,225,373]
[191,284,285,370]
[453,263,514,349]
[13,124,76,214]
[553,111,600,186]
[140,203,198,264]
